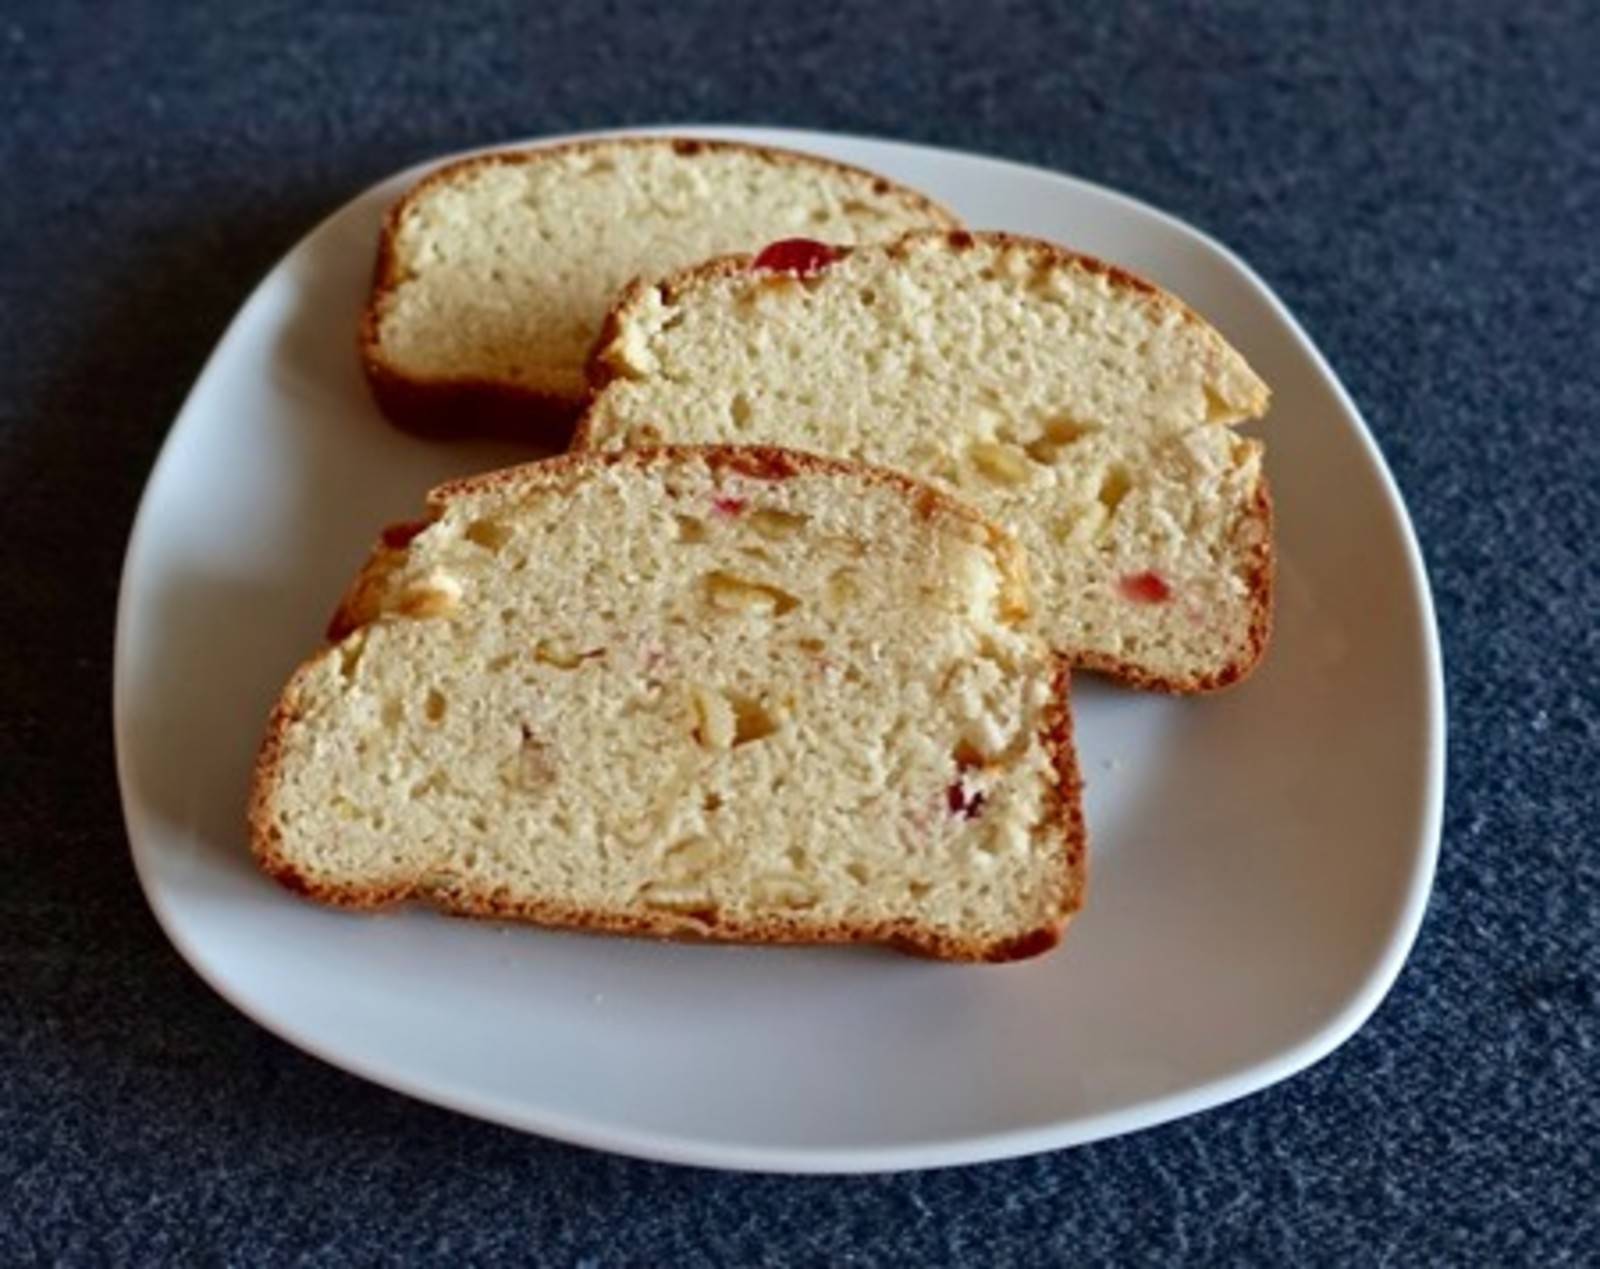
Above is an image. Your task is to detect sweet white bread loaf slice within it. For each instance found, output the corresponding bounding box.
[577,230,1274,692]
[361,138,958,440]
[250,447,1084,961]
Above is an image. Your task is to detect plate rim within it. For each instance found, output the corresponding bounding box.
[113,122,1446,1174]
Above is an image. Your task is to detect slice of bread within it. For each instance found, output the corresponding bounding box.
[577,230,1274,693]
[251,447,1084,961]
[361,138,959,440]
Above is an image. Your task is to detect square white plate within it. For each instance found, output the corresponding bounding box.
[114,125,1443,1173]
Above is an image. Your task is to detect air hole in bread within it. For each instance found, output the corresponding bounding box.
[908,880,931,899]
[845,861,871,885]
[968,441,1032,487]
[509,725,556,791]
[338,634,367,683]
[637,881,716,914]
[752,875,819,909]
[1048,415,1098,443]
[1024,415,1098,464]
[823,567,860,613]
[532,639,603,669]
[692,685,779,748]
[1050,513,1083,543]
[398,583,459,620]
[859,287,878,306]
[659,836,717,883]
[689,684,735,749]
[674,514,708,543]
[747,508,809,540]
[728,393,753,429]
[704,571,800,617]
[465,519,512,552]
[1204,385,1241,423]
[424,689,447,723]
[702,791,724,812]
[1097,465,1133,517]
[408,770,447,800]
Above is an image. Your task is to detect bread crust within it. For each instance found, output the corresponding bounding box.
[575,229,1275,693]
[359,342,585,443]
[251,445,1082,962]
[360,138,961,442]
[578,228,1269,430]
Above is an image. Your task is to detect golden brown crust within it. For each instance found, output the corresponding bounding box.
[246,861,1073,962]
[902,227,1165,301]
[326,539,411,642]
[253,689,1081,963]
[247,655,322,893]
[1043,655,1089,917]
[359,349,585,443]
[576,227,1266,435]
[582,277,651,399]
[361,137,959,442]
[423,443,1008,535]
[249,445,1081,962]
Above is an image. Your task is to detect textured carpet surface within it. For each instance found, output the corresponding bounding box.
[2,1,1596,1263]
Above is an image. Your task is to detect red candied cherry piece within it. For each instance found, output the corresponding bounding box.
[946,782,987,820]
[752,238,843,275]
[1119,570,1172,604]
[711,496,747,517]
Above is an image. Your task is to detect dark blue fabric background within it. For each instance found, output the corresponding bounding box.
[2,1,1595,1262]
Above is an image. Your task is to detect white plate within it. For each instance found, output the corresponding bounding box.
[114,125,1444,1173]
